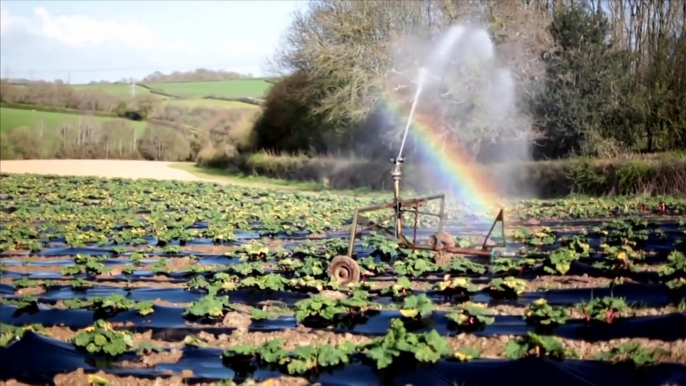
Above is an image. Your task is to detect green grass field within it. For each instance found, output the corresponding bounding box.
[72,83,166,98]
[161,98,261,110]
[146,79,271,98]
[0,107,148,133]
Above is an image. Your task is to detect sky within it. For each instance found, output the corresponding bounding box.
[0,0,308,84]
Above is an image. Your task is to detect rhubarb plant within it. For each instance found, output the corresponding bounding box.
[575,296,628,324]
[380,277,414,299]
[487,277,527,299]
[288,275,328,292]
[358,256,389,276]
[294,294,345,324]
[229,261,265,276]
[393,255,439,277]
[1,296,39,314]
[447,258,487,276]
[361,233,400,259]
[432,275,479,299]
[183,294,240,321]
[61,254,110,276]
[71,320,134,357]
[491,257,536,275]
[445,302,494,329]
[11,277,44,289]
[524,228,556,246]
[282,343,357,375]
[0,323,44,348]
[240,273,288,291]
[504,332,574,360]
[360,319,451,369]
[222,339,288,368]
[337,290,382,315]
[594,245,644,271]
[657,251,686,277]
[239,241,270,261]
[295,257,326,278]
[69,278,92,291]
[524,298,568,330]
[543,248,579,275]
[595,342,671,366]
[559,235,591,256]
[186,275,211,291]
[211,273,240,292]
[64,294,154,316]
[398,294,434,320]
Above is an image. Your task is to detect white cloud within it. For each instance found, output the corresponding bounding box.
[34,7,167,49]
[0,5,274,81]
[0,6,29,37]
[1,6,173,50]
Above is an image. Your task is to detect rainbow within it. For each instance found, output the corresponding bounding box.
[382,97,502,219]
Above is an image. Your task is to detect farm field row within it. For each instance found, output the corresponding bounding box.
[0,98,256,136]
[74,79,271,100]
[72,83,162,98]
[0,107,148,133]
[144,79,271,99]
[0,174,685,385]
[162,98,261,109]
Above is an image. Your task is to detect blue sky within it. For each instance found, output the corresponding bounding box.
[0,0,308,83]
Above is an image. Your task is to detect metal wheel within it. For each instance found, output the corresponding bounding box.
[427,231,456,248]
[327,255,361,285]
[432,251,454,267]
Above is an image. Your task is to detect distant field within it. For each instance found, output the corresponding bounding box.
[72,83,166,98]
[161,98,261,109]
[0,107,148,133]
[147,79,272,98]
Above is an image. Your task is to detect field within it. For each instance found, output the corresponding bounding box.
[162,98,261,110]
[0,160,223,184]
[72,80,266,110]
[72,83,166,99]
[0,107,148,133]
[0,171,685,385]
[147,79,272,99]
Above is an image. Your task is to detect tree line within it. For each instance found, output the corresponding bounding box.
[1,119,193,162]
[252,0,686,162]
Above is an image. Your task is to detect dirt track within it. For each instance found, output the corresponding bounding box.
[0,160,223,183]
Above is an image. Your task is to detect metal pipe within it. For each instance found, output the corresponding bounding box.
[347,209,360,257]
[412,206,419,244]
[412,244,493,257]
[437,194,446,248]
[500,210,506,247]
[414,211,440,217]
[391,158,403,239]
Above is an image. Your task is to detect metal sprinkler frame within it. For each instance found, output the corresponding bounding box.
[326,155,507,285]
[326,67,509,285]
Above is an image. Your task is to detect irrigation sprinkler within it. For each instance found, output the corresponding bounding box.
[326,156,507,285]
[326,69,508,285]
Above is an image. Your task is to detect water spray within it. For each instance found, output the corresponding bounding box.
[326,52,508,286]
[396,67,427,161]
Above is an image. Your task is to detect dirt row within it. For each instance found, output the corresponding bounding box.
[4,323,685,386]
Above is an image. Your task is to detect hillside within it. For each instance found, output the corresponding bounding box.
[0,77,266,162]
[70,78,270,108]
[71,83,166,99]
[0,106,147,133]
[145,79,272,99]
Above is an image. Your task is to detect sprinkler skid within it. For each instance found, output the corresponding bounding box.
[327,156,507,285]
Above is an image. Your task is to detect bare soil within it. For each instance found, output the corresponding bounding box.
[0,160,219,183]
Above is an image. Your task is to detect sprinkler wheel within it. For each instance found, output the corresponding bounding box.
[327,255,361,285]
[432,251,454,267]
[427,231,456,248]
[427,231,457,266]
